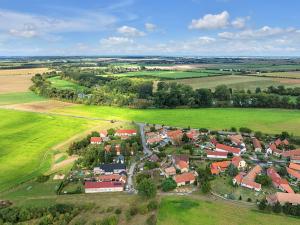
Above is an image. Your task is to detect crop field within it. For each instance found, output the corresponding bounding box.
[0,75,34,93]
[157,196,300,225]
[52,105,300,136]
[0,92,45,105]
[0,109,97,192]
[174,75,300,90]
[210,63,300,72]
[48,76,87,91]
[108,69,231,79]
[251,71,300,79]
[0,67,51,76]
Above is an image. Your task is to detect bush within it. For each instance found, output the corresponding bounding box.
[146,214,157,225]
[147,200,159,211]
[247,198,252,202]
[137,178,157,198]
[100,215,118,225]
[239,127,252,134]
[114,208,122,215]
[138,204,148,215]
[161,178,177,192]
[129,206,138,216]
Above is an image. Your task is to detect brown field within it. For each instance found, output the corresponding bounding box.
[146,64,213,71]
[0,75,34,93]
[0,100,74,112]
[175,75,300,91]
[0,67,51,76]
[250,71,300,79]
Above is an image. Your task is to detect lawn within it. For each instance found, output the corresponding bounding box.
[157,196,300,225]
[0,109,96,192]
[107,69,231,79]
[48,76,87,92]
[175,75,300,91]
[0,92,45,105]
[52,105,300,136]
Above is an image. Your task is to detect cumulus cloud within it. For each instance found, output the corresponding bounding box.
[100,36,134,46]
[117,25,145,37]
[9,24,38,38]
[231,17,249,29]
[189,11,230,30]
[145,23,157,32]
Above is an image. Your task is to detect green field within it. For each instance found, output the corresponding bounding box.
[157,196,300,225]
[252,71,300,79]
[0,109,95,192]
[107,69,231,79]
[174,75,300,91]
[0,92,45,105]
[52,105,300,136]
[48,76,87,91]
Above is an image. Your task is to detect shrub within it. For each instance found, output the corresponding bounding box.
[161,178,177,192]
[114,208,122,215]
[36,175,50,183]
[129,206,138,216]
[146,214,157,225]
[147,200,159,211]
[247,198,252,202]
[138,204,148,215]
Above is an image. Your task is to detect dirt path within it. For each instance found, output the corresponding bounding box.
[51,155,79,171]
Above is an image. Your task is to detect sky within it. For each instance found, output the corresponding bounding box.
[0,0,300,56]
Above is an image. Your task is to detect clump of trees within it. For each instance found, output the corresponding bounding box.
[258,199,300,217]
[161,178,177,192]
[137,178,157,199]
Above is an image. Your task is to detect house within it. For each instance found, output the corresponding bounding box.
[291,156,300,164]
[173,172,196,187]
[149,154,160,163]
[165,166,176,177]
[289,163,300,171]
[186,129,199,141]
[282,149,300,158]
[240,165,262,191]
[206,150,228,159]
[286,167,300,181]
[85,182,124,193]
[115,129,137,139]
[176,160,189,173]
[147,137,162,145]
[267,192,300,206]
[210,161,231,175]
[266,143,277,155]
[90,137,102,144]
[282,139,289,146]
[233,172,246,185]
[167,130,183,145]
[274,138,282,146]
[273,148,283,157]
[99,130,108,138]
[252,138,262,152]
[228,134,243,146]
[115,144,121,155]
[267,167,294,193]
[172,154,189,165]
[96,174,126,183]
[231,156,247,170]
[94,163,126,175]
[215,143,241,156]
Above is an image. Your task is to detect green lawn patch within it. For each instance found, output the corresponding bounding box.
[0,109,95,192]
[0,92,45,105]
[157,196,300,225]
[52,105,300,136]
[47,76,87,92]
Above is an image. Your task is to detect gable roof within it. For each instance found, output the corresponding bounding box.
[286,167,300,179]
[252,138,262,149]
[167,130,183,139]
[177,160,189,169]
[174,172,195,183]
[282,149,300,158]
[270,192,300,205]
[206,150,228,157]
[231,156,243,167]
[216,143,241,154]
[289,163,300,171]
[85,181,124,189]
[91,137,102,143]
[274,139,282,146]
[100,163,126,172]
[165,166,176,174]
[173,154,189,163]
[116,129,137,135]
[99,130,108,136]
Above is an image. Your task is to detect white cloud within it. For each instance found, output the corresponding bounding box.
[117,25,145,37]
[100,36,134,46]
[0,9,117,38]
[189,11,229,30]
[145,23,157,32]
[197,36,216,44]
[231,17,249,29]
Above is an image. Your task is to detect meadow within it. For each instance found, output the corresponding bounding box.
[174,75,300,90]
[48,76,87,91]
[157,196,300,225]
[0,109,96,192]
[108,69,231,79]
[0,92,45,105]
[52,105,300,136]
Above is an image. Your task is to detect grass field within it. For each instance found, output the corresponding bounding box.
[0,92,45,105]
[48,76,87,91]
[0,67,51,76]
[252,71,300,79]
[157,196,300,225]
[174,75,300,90]
[108,69,231,79]
[0,109,97,192]
[52,105,300,136]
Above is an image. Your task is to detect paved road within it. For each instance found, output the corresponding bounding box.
[136,122,152,156]
[127,161,137,192]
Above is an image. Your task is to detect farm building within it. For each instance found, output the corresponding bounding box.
[115,129,137,139]
[206,150,228,159]
[215,143,241,156]
[267,167,294,193]
[267,192,300,206]
[85,181,124,193]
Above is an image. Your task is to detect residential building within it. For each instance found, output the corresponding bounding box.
[215,143,241,156]
[291,156,300,164]
[165,166,176,177]
[239,165,262,191]
[282,149,300,158]
[252,138,262,152]
[231,156,247,170]
[286,167,300,182]
[90,137,102,144]
[94,163,126,175]
[267,167,294,193]
[115,129,137,139]
[267,192,300,206]
[173,172,196,187]
[96,174,126,183]
[206,150,228,159]
[210,161,231,175]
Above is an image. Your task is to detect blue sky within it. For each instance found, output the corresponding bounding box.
[0,0,300,56]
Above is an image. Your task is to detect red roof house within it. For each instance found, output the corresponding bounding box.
[90,137,103,144]
[173,172,196,186]
[210,161,231,175]
[85,181,124,193]
[282,149,300,158]
[215,143,241,156]
[206,150,228,159]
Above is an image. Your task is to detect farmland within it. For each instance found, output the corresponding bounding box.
[52,105,300,136]
[157,196,300,225]
[107,69,232,79]
[0,92,45,105]
[48,76,87,91]
[0,67,51,76]
[0,109,97,192]
[173,75,300,91]
[251,71,300,79]
[0,75,34,93]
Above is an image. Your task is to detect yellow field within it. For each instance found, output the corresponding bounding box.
[0,67,51,76]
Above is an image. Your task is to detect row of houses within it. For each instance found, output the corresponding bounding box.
[90,129,137,144]
[210,156,247,175]
[233,165,262,191]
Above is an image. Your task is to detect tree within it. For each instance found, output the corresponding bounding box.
[227,163,238,177]
[201,181,211,193]
[194,88,213,106]
[272,201,282,213]
[137,178,156,198]
[161,178,177,192]
[214,85,231,101]
[258,199,267,210]
[182,133,189,143]
[239,127,252,133]
[255,174,271,187]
